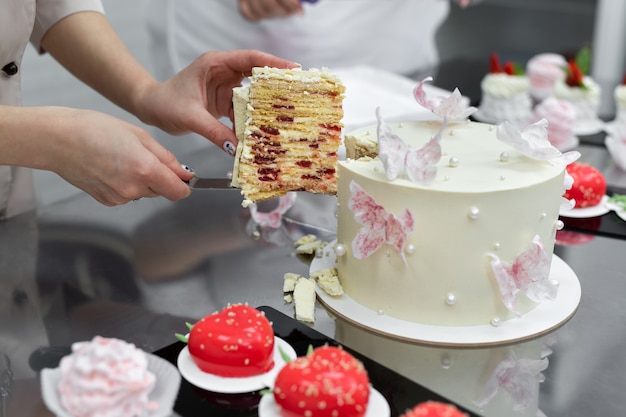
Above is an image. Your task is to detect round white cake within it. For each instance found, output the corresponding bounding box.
[337,120,565,327]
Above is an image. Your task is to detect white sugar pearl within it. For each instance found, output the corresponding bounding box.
[334,243,346,257]
[445,293,457,305]
[468,206,480,220]
[449,157,459,167]
[405,244,416,255]
[499,152,509,162]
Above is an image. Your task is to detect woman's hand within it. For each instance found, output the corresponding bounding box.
[52,109,194,206]
[0,105,193,206]
[238,0,303,21]
[135,50,298,154]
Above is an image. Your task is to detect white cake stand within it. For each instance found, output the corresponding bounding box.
[311,243,581,347]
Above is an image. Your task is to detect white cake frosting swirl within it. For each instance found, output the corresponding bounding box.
[526,53,567,102]
[533,97,577,150]
[58,336,157,417]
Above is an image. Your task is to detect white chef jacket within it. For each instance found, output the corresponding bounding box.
[146,0,450,82]
[0,0,104,220]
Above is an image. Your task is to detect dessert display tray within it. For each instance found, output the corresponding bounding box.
[155,306,481,417]
[311,246,581,347]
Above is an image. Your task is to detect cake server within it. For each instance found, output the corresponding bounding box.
[186,177,237,190]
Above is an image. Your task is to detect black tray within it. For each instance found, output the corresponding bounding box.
[154,305,480,417]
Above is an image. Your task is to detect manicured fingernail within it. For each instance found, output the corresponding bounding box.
[223,141,237,156]
[181,164,194,173]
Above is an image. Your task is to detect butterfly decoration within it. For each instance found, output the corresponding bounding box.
[488,235,558,316]
[249,192,297,229]
[413,76,477,124]
[377,107,443,185]
[474,350,549,412]
[496,119,580,166]
[348,181,414,260]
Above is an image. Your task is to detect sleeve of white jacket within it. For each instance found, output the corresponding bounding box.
[31,0,105,53]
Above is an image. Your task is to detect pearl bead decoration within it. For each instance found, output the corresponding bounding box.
[334,243,346,257]
[405,244,416,255]
[449,157,459,167]
[499,152,509,162]
[493,242,501,250]
[441,354,452,369]
[468,206,480,220]
[252,230,261,240]
[491,317,502,327]
[445,293,457,306]
[377,309,384,316]
[556,220,565,231]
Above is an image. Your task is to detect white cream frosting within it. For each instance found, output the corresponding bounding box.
[58,336,157,417]
[481,73,530,97]
[338,121,565,326]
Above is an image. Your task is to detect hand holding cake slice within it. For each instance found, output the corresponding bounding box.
[232,67,346,205]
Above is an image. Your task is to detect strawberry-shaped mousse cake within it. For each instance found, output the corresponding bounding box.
[400,401,467,417]
[180,304,275,377]
[273,345,370,417]
[562,162,607,208]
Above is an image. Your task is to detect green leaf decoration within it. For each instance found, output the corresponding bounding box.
[185,322,194,330]
[609,194,626,210]
[175,333,189,344]
[575,47,591,75]
[260,388,273,396]
[278,345,293,363]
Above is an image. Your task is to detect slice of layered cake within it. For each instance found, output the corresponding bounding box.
[232,67,345,204]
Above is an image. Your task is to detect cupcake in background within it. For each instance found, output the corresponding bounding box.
[526,53,567,103]
[553,47,604,135]
[532,97,578,151]
[612,72,626,125]
[474,52,533,128]
[605,120,626,171]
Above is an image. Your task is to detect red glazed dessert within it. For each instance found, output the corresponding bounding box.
[563,162,606,208]
[273,345,370,417]
[400,401,467,417]
[187,304,275,377]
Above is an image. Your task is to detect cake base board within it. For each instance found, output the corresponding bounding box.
[311,247,581,347]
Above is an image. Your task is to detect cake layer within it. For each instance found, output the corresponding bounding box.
[232,67,345,204]
[337,120,565,326]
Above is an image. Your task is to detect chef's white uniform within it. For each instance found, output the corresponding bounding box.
[0,0,104,383]
[145,0,450,82]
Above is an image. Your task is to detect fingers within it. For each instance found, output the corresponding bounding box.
[239,0,303,21]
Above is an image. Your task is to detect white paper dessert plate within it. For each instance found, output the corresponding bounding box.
[41,353,180,417]
[311,242,581,347]
[560,195,610,218]
[177,337,296,394]
[258,385,390,417]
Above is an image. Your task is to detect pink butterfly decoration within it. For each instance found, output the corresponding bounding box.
[377,107,442,185]
[474,350,549,412]
[413,76,477,123]
[348,181,414,260]
[496,119,580,166]
[249,192,297,229]
[489,235,558,315]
